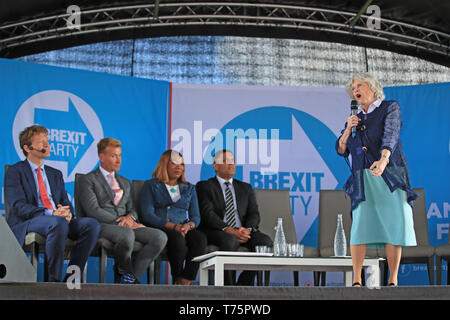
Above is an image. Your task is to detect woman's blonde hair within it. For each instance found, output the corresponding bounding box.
[152,149,187,184]
[346,72,385,100]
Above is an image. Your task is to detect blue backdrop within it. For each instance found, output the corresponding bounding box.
[384,83,450,285]
[0,58,170,282]
[385,83,450,247]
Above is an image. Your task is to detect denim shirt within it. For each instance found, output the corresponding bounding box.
[139,178,200,229]
[335,100,418,211]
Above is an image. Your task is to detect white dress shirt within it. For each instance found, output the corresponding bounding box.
[165,184,181,203]
[358,99,382,115]
[99,165,119,201]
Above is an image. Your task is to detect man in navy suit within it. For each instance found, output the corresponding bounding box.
[4,125,100,282]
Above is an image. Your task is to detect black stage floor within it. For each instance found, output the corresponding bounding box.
[2,283,448,319]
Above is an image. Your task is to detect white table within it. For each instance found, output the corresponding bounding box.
[193,251,383,287]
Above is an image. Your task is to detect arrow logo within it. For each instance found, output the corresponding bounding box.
[35,97,93,177]
[13,90,103,182]
[199,106,347,244]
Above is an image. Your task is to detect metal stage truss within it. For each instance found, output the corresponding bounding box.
[0,2,449,66]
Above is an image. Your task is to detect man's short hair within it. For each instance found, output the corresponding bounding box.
[19,125,48,157]
[213,149,234,164]
[97,137,121,155]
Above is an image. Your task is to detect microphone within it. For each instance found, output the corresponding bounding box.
[28,145,46,153]
[350,100,358,137]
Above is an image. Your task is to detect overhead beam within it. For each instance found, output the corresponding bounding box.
[153,0,160,21]
[0,2,448,66]
[349,0,374,28]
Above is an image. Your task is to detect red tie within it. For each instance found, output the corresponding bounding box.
[36,168,54,210]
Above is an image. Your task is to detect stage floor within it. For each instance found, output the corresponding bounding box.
[1,282,450,300]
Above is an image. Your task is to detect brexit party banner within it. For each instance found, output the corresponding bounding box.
[0,58,169,238]
[171,82,450,285]
[384,83,450,247]
[171,83,351,248]
[384,82,450,285]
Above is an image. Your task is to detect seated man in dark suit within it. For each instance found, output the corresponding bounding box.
[4,125,100,282]
[77,138,167,284]
[196,149,273,285]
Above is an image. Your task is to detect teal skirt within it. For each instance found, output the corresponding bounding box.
[350,169,417,249]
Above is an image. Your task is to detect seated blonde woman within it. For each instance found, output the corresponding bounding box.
[139,150,207,285]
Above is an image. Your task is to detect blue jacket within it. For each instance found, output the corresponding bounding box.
[335,100,418,211]
[4,160,74,245]
[139,178,200,229]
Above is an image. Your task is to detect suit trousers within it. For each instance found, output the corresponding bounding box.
[164,228,207,281]
[99,224,167,278]
[26,215,100,282]
[200,228,273,285]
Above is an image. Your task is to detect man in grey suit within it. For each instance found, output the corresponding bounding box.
[78,138,167,283]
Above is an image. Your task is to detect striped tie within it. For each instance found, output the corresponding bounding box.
[224,182,236,228]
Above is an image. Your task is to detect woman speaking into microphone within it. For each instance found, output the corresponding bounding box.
[336,73,418,287]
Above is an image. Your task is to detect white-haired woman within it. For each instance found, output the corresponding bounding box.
[336,73,418,287]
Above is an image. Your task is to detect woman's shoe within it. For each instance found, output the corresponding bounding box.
[388,283,397,287]
[352,282,361,287]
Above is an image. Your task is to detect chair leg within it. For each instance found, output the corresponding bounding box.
[427,256,435,285]
[82,262,87,283]
[29,243,39,281]
[30,243,39,269]
[447,259,450,286]
[154,259,161,284]
[99,247,107,283]
[436,256,442,285]
[313,272,320,286]
[44,253,49,282]
[293,271,299,286]
[264,271,270,286]
[320,272,326,286]
[147,261,154,285]
[257,271,263,286]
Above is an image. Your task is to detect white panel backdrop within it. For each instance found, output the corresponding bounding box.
[171,84,351,285]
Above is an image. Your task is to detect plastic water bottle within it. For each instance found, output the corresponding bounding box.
[273,218,287,256]
[334,214,347,257]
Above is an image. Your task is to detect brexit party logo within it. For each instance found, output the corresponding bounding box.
[173,106,348,243]
[12,90,103,182]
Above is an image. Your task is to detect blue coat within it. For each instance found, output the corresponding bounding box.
[139,178,200,229]
[4,160,74,246]
[335,100,418,211]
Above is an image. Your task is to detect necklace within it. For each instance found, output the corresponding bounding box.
[167,184,178,193]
